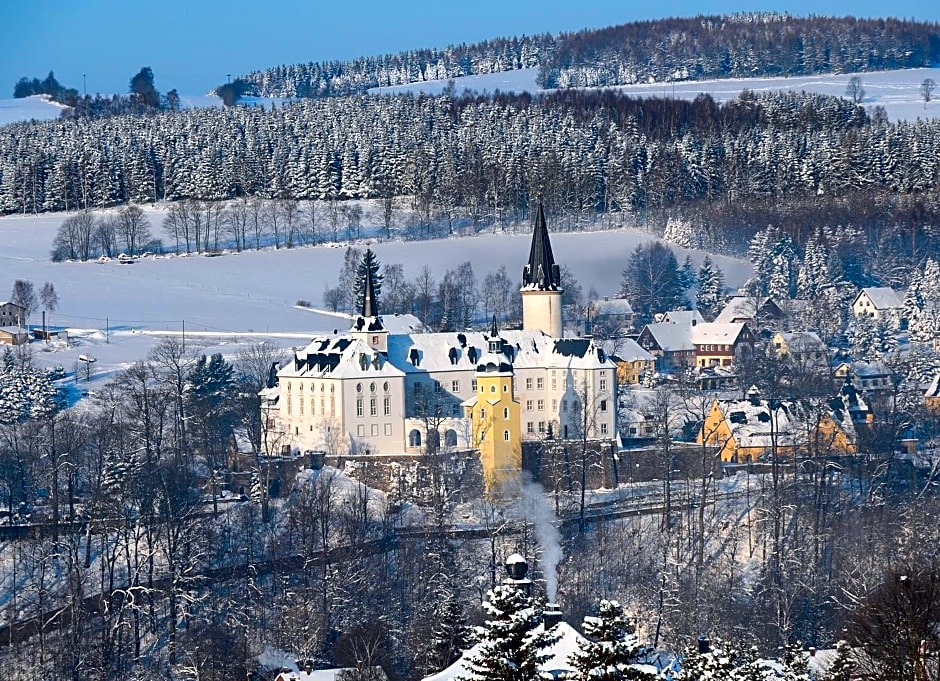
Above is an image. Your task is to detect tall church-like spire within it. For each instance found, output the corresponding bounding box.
[361,251,379,318]
[522,193,561,291]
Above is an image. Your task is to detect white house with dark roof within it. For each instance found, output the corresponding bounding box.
[852,287,903,321]
[263,198,617,459]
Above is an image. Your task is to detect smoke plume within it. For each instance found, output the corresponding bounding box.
[522,480,563,602]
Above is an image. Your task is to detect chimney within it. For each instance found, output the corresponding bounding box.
[543,604,563,629]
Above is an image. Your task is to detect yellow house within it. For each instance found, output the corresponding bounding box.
[609,338,655,385]
[699,388,858,463]
[464,319,522,492]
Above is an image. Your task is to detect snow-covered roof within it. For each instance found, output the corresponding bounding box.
[604,338,654,363]
[714,296,763,324]
[279,337,406,381]
[658,309,704,325]
[774,331,825,351]
[641,323,693,352]
[852,361,890,378]
[421,621,586,681]
[855,287,902,309]
[593,297,633,316]
[715,395,855,450]
[926,373,940,399]
[0,301,24,309]
[0,326,27,334]
[387,330,615,375]
[691,322,747,345]
[276,668,385,681]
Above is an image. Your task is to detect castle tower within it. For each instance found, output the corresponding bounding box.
[465,316,522,491]
[349,249,388,353]
[521,194,563,338]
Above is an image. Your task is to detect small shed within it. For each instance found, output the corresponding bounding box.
[0,326,28,346]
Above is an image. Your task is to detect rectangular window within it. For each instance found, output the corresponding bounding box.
[357,425,365,437]
[330,397,335,417]
[527,422,534,433]
[320,398,325,415]
[299,399,304,415]
[526,378,533,390]
[537,399,544,411]
[370,398,377,417]
[538,421,546,433]
[434,382,442,393]
[452,380,460,393]
[600,379,607,391]
[356,399,363,417]
[600,422,608,435]
[551,379,557,391]
[371,424,379,436]
[552,399,557,412]
[384,397,391,416]
[537,377,544,390]
[526,400,533,411]
[384,423,392,436]
[471,379,478,392]
[600,399,608,412]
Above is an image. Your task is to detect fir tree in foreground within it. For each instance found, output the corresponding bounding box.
[458,584,557,681]
[569,599,655,681]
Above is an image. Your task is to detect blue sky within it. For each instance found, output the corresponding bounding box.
[2,1,938,96]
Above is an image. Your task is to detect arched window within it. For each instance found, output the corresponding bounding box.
[503,407,509,419]
[445,429,458,448]
[503,430,510,441]
[408,429,422,448]
[490,385,496,393]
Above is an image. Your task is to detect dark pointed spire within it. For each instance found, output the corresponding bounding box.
[361,250,379,318]
[488,315,502,354]
[522,192,562,291]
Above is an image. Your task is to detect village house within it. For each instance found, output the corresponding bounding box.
[851,287,903,322]
[772,331,828,365]
[926,373,940,415]
[636,318,753,373]
[714,296,785,328]
[606,337,655,385]
[0,301,25,328]
[699,386,859,463]
[587,296,634,335]
[832,361,894,392]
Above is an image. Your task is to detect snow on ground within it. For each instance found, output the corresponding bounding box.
[0,204,751,383]
[0,94,68,125]
[371,66,940,122]
[0,94,296,128]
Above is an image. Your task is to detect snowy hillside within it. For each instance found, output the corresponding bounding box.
[371,66,940,122]
[0,205,750,382]
[0,94,67,126]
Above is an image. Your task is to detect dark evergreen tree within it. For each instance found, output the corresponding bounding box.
[620,242,685,323]
[695,255,725,320]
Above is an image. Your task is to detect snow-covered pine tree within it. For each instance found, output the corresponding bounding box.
[458,584,558,681]
[569,599,655,681]
[821,640,855,681]
[695,256,726,321]
[675,638,763,681]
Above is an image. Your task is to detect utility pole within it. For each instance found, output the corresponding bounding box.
[83,74,87,97]
[182,319,185,351]
[227,73,231,84]
[106,317,109,344]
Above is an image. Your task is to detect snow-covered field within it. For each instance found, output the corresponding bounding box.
[0,93,293,127]
[370,66,940,122]
[0,205,751,387]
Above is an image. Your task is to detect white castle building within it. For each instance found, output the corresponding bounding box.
[261,198,618,465]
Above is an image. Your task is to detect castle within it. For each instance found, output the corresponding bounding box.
[261,198,618,488]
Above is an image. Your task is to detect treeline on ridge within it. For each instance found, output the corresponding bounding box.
[236,14,940,99]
